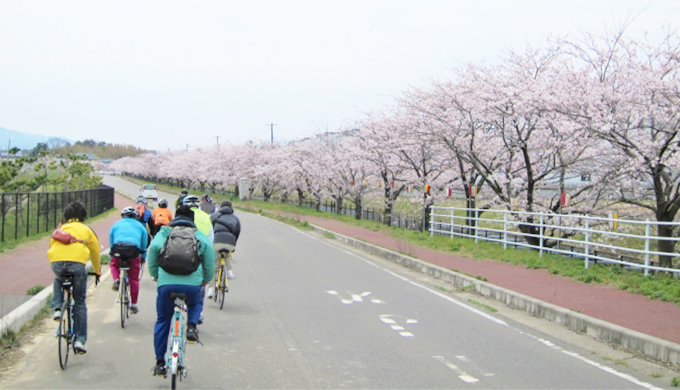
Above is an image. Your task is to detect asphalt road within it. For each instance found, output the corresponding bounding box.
[0,176,668,389]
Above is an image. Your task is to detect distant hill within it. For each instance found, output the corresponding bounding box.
[0,126,70,150]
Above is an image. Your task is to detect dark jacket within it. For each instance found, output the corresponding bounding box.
[211,206,241,246]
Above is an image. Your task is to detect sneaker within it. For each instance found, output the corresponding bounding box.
[130,304,139,314]
[53,309,62,321]
[74,340,87,354]
[112,279,120,291]
[198,315,204,325]
[206,287,214,299]
[152,362,167,376]
[227,270,234,279]
[186,325,199,343]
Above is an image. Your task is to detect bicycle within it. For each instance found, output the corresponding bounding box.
[212,249,231,310]
[117,257,132,328]
[162,292,199,389]
[56,271,99,370]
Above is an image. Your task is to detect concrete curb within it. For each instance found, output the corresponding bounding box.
[0,249,111,337]
[310,224,680,366]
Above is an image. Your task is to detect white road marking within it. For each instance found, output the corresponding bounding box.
[308,230,662,390]
[433,356,480,384]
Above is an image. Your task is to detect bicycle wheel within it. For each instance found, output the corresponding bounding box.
[58,304,70,369]
[119,274,128,328]
[218,265,227,310]
[171,373,177,390]
[213,265,222,303]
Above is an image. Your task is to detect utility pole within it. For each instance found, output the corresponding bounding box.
[216,136,219,145]
[267,123,276,144]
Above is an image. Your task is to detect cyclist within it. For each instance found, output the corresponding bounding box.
[147,205,214,376]
[182,195,214,324]
[174,189,188,209]
[151,198,173,236]
[135,196,155,236]
[207,200,241,298]
[182,195,214,242]
[200,194,217,215]
[48,201,101,354]
[109,206,149,314]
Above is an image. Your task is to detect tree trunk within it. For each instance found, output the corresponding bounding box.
[354,196,362,220]
[422,204,432,232]
[335,196,343,215]
[383,202,393,226]
[657,223,676,269]
[296,188,305,206]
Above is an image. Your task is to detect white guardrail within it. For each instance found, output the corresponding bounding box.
[429,207,680,276]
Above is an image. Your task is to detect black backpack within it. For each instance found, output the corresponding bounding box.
[158,226,202,275]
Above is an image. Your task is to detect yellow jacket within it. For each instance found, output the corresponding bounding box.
[47,219,102,274]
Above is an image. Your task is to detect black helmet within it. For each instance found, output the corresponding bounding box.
[158,198,168,207]
[121,207,138,219]
[182,195,200,207]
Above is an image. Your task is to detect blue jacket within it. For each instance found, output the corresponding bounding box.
[147,216,215,287]
[109,217,149,260]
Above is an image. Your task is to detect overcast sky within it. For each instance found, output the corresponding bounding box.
[0,1,678,152]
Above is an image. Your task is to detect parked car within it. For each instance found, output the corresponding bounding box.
[140,183,158,202]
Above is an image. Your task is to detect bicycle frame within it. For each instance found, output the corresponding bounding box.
[57,276,74,370]
[118,264,131,328]
[56,272,98,370]
[167,296,188,388]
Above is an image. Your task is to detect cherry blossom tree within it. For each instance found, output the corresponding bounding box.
[564,29,680,267]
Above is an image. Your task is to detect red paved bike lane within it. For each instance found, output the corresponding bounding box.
[0,193,130,295]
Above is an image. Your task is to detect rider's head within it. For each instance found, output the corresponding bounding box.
[158,198,169,208]
[182,195,200,208]
[64,201,87,222]
[136,196,147,204]
[220,200,232,208]
[121,206,138,219]
[201,194,212,203]
[175,205,194,221]
[181,189,188,195]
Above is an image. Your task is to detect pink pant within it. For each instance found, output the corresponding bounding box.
[110,256,142,304]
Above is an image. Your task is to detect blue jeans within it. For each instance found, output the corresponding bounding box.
[51,262,88,344]
[154,285,203,361]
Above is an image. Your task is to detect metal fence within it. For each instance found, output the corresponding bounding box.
[0,185,115,243]
[430,206,680,275]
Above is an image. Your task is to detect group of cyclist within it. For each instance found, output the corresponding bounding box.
[47,189,241,374]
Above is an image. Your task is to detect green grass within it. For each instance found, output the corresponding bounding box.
[468,299,498,313]
[238,197,680,306]
[25,285,45,295]
[672,377,680,387]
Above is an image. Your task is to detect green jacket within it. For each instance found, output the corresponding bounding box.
[147,217,215,287]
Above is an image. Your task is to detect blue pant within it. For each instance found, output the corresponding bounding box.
[153,285,203,361]
[51,262,88,344]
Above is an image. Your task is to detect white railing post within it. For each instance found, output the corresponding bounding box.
[644,219,651,277]
[474,207,479,243]
[430,207,434,237]
[450,208,455,239]
[584,218,590,269]
[539,214,544,257]
[503,211,508,250]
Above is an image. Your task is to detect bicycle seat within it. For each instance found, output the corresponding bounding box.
[218,248,232,254]
[60,272,75,286]
[168,292,188,301]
